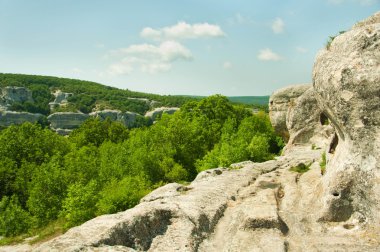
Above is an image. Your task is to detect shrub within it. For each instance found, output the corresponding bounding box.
[96,176,151,215]
[0,196,32,237]
[289,163,311,173]
[60,180,99,228]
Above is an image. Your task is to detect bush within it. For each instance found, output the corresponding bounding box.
[247,135,273,162]
[60,180,99,228]
[96,176,151,215]
[0,196,32,237]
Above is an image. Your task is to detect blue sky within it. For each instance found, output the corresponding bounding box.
[0,0,378,96]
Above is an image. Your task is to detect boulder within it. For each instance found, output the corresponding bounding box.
[145,107,179,121]
[269,84,310,141]
[313,11,380,224]
[283,87,335,153]
[0,111,43,127]
[90,110,140,128]
[47,112,89,130]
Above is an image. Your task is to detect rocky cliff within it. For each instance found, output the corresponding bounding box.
[2,11,379,252]
[0,86,34,110]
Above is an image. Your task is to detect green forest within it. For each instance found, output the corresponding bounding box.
[0,73,198,115]
[0,73,268,116]
[0,94,283,243]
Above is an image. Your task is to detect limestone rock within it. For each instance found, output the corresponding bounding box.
[269,84,310,141]
[49,90,73,110]
[284,87,335,153]
[313,11,380,224]
[0,111,43,127]
[90,110,140,128]
[47,112,89,130]
[0,86,34,110]
[144,107,179,121]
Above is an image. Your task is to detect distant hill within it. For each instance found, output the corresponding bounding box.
[0,73,198,115]
[227,96,269,105]
[0,73,269,116]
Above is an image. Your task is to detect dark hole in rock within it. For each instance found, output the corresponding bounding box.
[332,192,340,197]
[270,101,273,105]
[329,133,339,154]
[214,169,222,175]
[320,112,330,125]
[343,223,355,230]
[177,186,193,192]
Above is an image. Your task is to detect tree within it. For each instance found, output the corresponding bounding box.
[96,176,151,215]
[0,196,32,237]
[60,180,99,228]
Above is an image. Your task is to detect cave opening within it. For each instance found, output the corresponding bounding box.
[329,133,339,154]
[320,112,330,125]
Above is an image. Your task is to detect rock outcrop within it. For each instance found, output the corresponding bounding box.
[0,86,34,110]
[269,84,310,141]
[47,112,90,135]
[313,11,380,225]
[49,90,73,111]
[0,111,43,127]
[145,107,179,121]
[283,87,335,153]
[90,110,141,128]
[3,11,380,252]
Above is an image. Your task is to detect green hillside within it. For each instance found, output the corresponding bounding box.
[0,73,197,115]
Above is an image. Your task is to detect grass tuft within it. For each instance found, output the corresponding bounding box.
[289,162,311,173]
[320,152,327,175]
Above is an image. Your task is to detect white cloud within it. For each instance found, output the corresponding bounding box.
[296,46,308,53]
[257,48,282,61]
[272,18,285,34]
[107,41,193,75]
[140,22,225,40]
[140,27,162,40]
[223,61,232,69]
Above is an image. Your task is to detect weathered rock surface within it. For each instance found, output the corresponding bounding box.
[283,87,335,153]
[0,111,44,127]
[269,84,310,141]
[0,86,34,110]
[90,110,140,128]
[313,11,380,225]
[144,107,179,121]
[47,112,89,131]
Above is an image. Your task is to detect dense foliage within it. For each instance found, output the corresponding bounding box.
[0,95,283,239]
[0,73,197,115]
